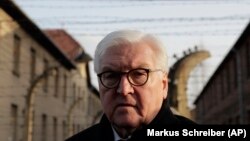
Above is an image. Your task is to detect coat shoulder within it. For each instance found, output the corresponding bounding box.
[174,115,197,124]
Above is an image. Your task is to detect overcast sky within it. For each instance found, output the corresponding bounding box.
[14,0,250,108]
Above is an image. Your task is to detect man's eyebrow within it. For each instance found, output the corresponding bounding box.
[100,66,117,72]
[100,63,151,72]
[136,64,150,68]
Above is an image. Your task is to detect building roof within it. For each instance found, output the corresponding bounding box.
[44,29,92,62]
[44,29,98,96]
[0,0,75,69]
[194,21,250,104]
[44,29,83,61]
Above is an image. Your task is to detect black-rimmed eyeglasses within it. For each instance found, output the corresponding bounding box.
[97,68,163,89]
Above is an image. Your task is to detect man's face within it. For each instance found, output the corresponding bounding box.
[97,42,168,129]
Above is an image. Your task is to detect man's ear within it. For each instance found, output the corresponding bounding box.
[162,73,168,99]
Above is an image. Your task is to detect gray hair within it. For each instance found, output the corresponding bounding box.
[94,29,168,73]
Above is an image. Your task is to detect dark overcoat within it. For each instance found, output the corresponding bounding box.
[65,102,196,141]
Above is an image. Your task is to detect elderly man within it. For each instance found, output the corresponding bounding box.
[66,30,196,141]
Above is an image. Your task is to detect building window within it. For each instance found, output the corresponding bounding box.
[63,74,67,103]
[13,34,21,76]
[73,83,76,103]
[233,56,238,88]
[73,123,76,134]
[30,48,36,82]
[53,117,58,141]
[41,114,47,141]
[43,59,49,92]
[226,65,231,94]
[11,104,18,141]
[222,70,227,100]
[62,120,66,140]
[78,87,81,109]
[246,42,250,78]
[54,68,59,97]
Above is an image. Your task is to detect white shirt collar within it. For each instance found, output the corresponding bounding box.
[111,126,131,141]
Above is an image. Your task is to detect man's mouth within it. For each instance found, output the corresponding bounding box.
[117,103,134,107]
[117,103,135,108]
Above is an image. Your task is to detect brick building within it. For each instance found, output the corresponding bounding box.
[0,1,101,141]
[44,28,102,128]
[194,21,250,124]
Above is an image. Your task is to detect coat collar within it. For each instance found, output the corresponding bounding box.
[99,104,180,140]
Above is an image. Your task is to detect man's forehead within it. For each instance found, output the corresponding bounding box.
[98,43,157,71]
[100,61,152,71]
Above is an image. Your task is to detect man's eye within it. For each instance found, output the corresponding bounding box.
[131,71,146,78]
[103,72,119,79]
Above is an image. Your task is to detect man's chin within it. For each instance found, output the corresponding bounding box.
[113,117,140,129]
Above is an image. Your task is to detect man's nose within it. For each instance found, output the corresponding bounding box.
[116,75,134,95]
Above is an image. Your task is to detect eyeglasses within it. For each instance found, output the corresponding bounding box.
[97,68,163,89]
